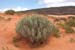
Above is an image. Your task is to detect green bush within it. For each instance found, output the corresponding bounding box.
[58,23,74,33]
[16,15,59,46]
[5,9,15,15]
[67,18,75,27]
[64,26,74,33]
[51,26,60,38]
[68,16,75,19]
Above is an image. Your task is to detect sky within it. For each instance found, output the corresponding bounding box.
[0,0,75,12]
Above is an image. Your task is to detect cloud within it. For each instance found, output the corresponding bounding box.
[38,0,75,7]
[46,2,75,7]
[0,6,28,12]
[38,0,65,4]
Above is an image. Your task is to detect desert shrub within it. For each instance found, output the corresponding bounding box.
[59,18,66,21]
[69,38,75,43]
[16,15,59,47]
[58,23,74,33]
[67,17,75,27]
[64,26,74,33]
[50,26,60,38]
[6,18,12,21]
[0,16,4,20]
[13,37,19,43]
[68,16,75,19]
[5,9,15,15]
[54,18,60,22]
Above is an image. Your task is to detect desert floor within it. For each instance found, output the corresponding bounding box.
[0,14,75,50]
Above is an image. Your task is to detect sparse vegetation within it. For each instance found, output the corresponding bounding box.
[13,37,20,48]
[5,9,15,15]
[1,6,75,50]
[59,18,67,21]
[14,44,20,48]
[16,15,60,47]
[13,35,22,43]
[13,37,19,43]
[2,46,12,50]
[67,16,75,27]
[54,18,60,22]
[64,26,74,33]
[68,16,75,19]
[51,26,60,38]
[6,18,11,21]
[0,16,5,20]
[69,38,75,43]
[58,22,74,33]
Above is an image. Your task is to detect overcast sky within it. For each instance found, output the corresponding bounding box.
[0,0,75,12]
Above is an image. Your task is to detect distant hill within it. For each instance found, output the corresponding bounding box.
[17,6,75,15]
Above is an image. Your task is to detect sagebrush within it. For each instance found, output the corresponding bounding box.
[16,15,59,46]
[58,22,74,33]
[67,16,75,27]
[5,9,15,15]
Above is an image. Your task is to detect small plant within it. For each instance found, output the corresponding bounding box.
[14,44,20,48]
[59,18,66,21]
[68,16,75,19]
[13,35,22,43]
[51,26,60,38]
[16,15,59,47]
[69,38,75,43]
[67,18,75,27]
[6,18,11,21]
[65,26,74,33]
[0,16,4,21]
[5,9,15,15]
[2,46,11,50]
[13,37,19,43]
[13,37,20,48]
[58,23,74,33]
[54,18,60,22]
[54,18,66,22]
